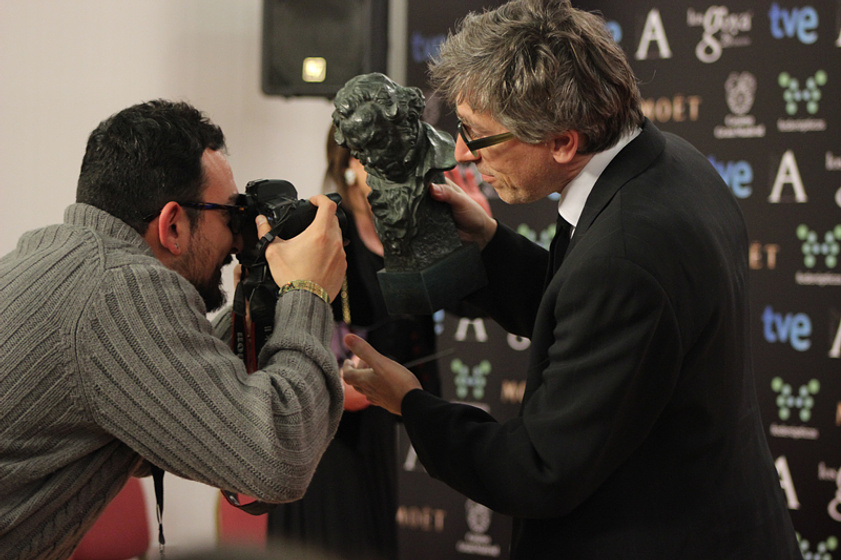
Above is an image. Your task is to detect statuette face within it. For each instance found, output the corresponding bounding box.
[332,73,486,314]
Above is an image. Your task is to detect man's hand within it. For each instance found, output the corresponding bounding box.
[341,334,422,416]
[443,165,493,217]
[257,195,347,301]
[431,178,498,249]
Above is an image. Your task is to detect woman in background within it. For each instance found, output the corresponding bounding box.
[265,126,441,560]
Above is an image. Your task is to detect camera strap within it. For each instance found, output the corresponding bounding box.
[221,277,279,515]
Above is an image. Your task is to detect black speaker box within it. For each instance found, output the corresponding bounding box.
[261,0,389,98]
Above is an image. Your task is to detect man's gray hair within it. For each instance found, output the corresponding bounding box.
[429,0,644,153]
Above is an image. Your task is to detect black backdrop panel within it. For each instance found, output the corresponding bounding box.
[398,0,841,558]
[261,0,388,97]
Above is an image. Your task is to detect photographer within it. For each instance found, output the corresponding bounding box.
[0,99,346,559]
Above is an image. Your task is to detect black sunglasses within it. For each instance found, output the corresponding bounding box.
[143,201,249,235]
[457,119,515,156]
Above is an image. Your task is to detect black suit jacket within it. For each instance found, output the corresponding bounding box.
[401,121,801,559]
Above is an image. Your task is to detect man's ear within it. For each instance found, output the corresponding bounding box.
[153,201,190,256]
[550,130,584,164]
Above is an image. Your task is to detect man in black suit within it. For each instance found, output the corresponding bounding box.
[342,0,802,558]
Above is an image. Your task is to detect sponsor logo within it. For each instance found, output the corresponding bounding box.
[750,242,781,270]
[826,153,841,209]
[397,505,447,533]
[455,317,489,343]
[768,150,808,203]
[777,70,828,133]
[410,32,445,63]
[777,455,802,509]
[828,152,841,171]
[772,376,819,421]
[605,20,622,43]
[635,9,673,60]
[507,334,531,351]
[769,378,820,440]
[517,223,555,250]
[714,72,766,138]
[456,500,502,557]
[795,225,841,287]
[500,380,526,404]
[763,307,812,351]
[641,95,702,123]
[830,314,841,358]
[709,155,753,198]
[687,6,752,63]
[769,3,819,44]
[451,358,491,401]
[798,535,839,557]
[818,463,841,524]
[797,224,841,269]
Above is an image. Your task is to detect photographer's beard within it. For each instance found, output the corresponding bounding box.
[175,229,231,313]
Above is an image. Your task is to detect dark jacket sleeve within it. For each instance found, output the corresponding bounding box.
[465,222,549,337]
[402,253,682,519]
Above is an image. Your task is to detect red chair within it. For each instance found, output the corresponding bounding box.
[72,477,151,560]
[216,493,268,548]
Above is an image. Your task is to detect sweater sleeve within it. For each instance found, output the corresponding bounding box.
[74,262,343,503]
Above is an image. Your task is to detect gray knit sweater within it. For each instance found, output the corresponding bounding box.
[0,204,344,560]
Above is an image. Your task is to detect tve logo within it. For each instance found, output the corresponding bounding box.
[709,155,753,198]
[762,305,812,351]
[769,3,819,44]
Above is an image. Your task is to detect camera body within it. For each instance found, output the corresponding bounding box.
[235,179,345,325]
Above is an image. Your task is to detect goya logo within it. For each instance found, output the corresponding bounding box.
[769,3,819,44]
[797,224,841,269]
[709,155,753,198]
[772,377,820,421]
[687,6,752,63]
[451,359,491,401]
[763,306,812,351]
[780,70,827,115]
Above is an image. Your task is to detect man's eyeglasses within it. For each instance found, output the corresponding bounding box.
[143,202,249,235]
[457,119,515,156]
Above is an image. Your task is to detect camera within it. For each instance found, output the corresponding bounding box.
[235,179,346,326]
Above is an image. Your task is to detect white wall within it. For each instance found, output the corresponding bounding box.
[0,0,403,555]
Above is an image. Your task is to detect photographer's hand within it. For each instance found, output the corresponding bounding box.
[257,195,346,301]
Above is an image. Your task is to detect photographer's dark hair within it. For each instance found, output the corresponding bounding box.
[76,99,226,234]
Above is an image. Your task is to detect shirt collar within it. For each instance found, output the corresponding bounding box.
[557,127,641,229]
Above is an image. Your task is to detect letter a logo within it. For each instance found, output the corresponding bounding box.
[768,150,808,203]
[775,455,801,510]
[830,317,841,358]
[635,9,673,60]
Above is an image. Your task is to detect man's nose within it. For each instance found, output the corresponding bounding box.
[454,133,480,164]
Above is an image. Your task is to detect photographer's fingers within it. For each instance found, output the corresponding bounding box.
[260,199,346,301]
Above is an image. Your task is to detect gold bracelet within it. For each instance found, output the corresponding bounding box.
[279,279,330,303]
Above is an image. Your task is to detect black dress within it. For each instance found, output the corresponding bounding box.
[266,215,439,560]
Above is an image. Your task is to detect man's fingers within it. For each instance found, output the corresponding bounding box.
[344,333,386,370]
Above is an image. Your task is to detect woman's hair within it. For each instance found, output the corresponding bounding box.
[429,0,643,153]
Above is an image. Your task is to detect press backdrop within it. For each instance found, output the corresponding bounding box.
[395,1,841,558]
